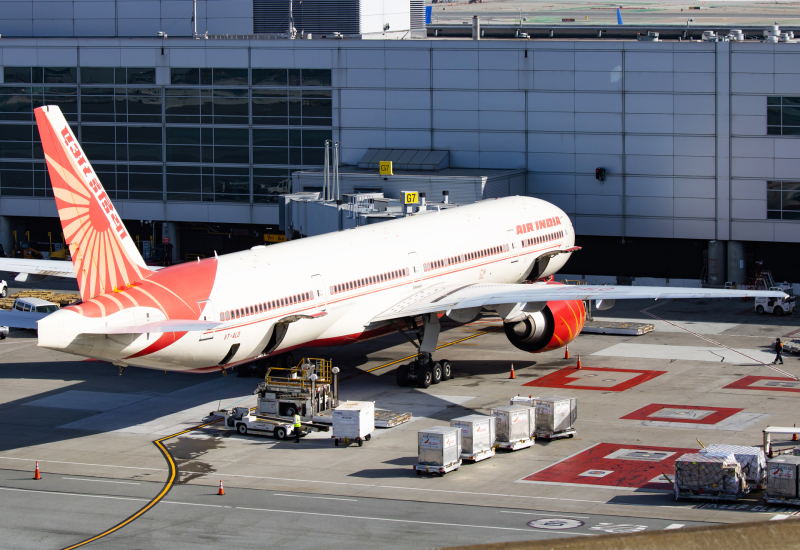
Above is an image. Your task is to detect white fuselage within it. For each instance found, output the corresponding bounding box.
[38,196,574,372]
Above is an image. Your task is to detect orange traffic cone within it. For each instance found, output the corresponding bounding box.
[793,424,798,442]
[218,480,224,495]
[34,461,41,480]
[564,346,570,360]
[509,364,516,379]
[576,355,582,370]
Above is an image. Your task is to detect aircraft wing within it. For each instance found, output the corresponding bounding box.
[0,310,49,329]
[83,319,224,335]
[371,282,786,323]
[0,258,76,278]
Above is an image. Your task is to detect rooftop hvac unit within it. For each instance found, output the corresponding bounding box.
[253,0,412,37]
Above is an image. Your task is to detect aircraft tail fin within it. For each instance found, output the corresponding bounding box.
[34,105,154,302]
[617,8,623,25]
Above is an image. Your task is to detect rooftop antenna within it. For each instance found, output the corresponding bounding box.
[289,0,298,39]
[192,0,197,37]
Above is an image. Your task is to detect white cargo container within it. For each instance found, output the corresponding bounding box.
[415,426,462,475]
[510,395,536,407]
[332,401,374,447]
[533,396,577,440]
[491,405,534,451]
[765,456,800,503]
[451,414,496,462]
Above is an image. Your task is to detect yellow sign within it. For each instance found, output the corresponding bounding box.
[379,161,393,176]
[403,191,419,205]
[264,233,287,243]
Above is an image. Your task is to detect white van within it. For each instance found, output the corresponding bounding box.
[13,297,60,314]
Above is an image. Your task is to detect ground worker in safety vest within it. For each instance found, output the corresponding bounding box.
[294,413,302,443]
[774,338,784,365]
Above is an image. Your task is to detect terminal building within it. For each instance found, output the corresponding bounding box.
[0,0,798,283]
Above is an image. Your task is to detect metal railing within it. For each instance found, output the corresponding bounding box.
[264,358,333,390]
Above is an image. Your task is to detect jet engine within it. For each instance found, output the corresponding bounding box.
[503,300,586,353]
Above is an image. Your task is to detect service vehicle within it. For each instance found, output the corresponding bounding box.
[223,407,298,440]
[0,279,6,298]
[755,293,795,315]
[0,326,8,340]
[0,105,786,379]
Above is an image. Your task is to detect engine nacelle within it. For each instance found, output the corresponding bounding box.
[503,300,586,353]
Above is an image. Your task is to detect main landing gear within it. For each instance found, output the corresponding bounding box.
[391,314,454,388]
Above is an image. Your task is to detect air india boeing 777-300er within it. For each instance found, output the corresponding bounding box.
[0,106,784,387]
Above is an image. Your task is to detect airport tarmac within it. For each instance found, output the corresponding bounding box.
[0,293,799,548]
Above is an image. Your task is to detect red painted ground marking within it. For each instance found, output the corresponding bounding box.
[523,366,667,392]
[621,404,743,425]
[520,442,697,491]
[723,375,800,393]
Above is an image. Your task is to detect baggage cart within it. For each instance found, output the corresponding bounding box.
[674,453,748,501]
[332,401,375,447]
[451,414,496,462]
[533,395,577,440]
[764,456,800,505]
[700,444,767,489]
[415,426,462,476]
[491,405,534,451]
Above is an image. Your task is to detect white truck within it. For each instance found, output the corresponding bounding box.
[755,291,795,316]
[223,407,299,440]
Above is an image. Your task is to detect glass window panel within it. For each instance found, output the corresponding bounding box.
[127,68,156,85]
[768,190,782,210]
[214,146,249,164]
[214,128,249,146]
[302,89,332,99]
[288,69,301,86]
[202,146,213,163]
[768,96,781,105]
[253,129,287,147]
[0,124,32,141]
[289,129,301,147]
[289,147,301,165]
[783,211,800,220]
[166,88,200,97]
[201,127,213,145]
[129,126,162,144]
[253,176,289,195]
[768,106,782,126]
[767,181,782,190]
[783,97,800,106]
[200,68,212,85]
[781,126,800,135]
[171,68,200,85]
[81,143,116,161]
[0,142,32,158]
[166,145,201,163]
[785,190,800,210]
[214,172,249,201]
[212,89,248,115]
[81,67,114,84]
[783,182,800,190]
[44,67,77,84]
[45,94,78,114]
[213,68,248,85]
[116,144,128,161]
[782,106,800,127]
[302,147,325,165]
[301,129,332,148]
[128,144,162,162]
[302,98,332,119]
[253,147,288,164]
[0,168,33,187]
[252,96,287,120]
[0,92,32,120]
[166,127,200,144]
[115,126,126,142]
[127,89,162,116]
[4,67,31,84]
[167,165,200,175]
[301,69,332,87]
[166,95,201,116]
[81,94,115,115]
[252,69,288,86]
[768,126,782,135]
[167,173,201,193]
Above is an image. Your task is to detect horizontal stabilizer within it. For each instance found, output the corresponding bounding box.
[0,258,77,279]
[84,319,224,335]
[0,310,48,330]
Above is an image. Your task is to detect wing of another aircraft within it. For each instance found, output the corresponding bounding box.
[0,309,49,329]
[81,319,224,335]
[0,258,76,278]
[370,282,786,323]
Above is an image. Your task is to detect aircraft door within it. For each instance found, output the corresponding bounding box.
[507,229,519,263]
[198,299,215,341]
[312,274,327,312]
[408,251,422,288]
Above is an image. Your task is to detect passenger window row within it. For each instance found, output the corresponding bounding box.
[424,244,509,272]
[220,290,313,321]
[331,268,409,295]
[522,230,564,248]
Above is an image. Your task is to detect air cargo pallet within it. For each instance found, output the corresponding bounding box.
[675,489,750,502]
[461,449,495,462]
[497,438,534,451]
[415,460,461,476]
[764,496,800,506]
[535,428,577,440]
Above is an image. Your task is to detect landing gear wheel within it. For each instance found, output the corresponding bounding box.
[236,423,247,435]
[396,363,411,387]
[417,365,433,388]
[440,360,452,381]
[774,307,784,316]
[275,427,287,440]
[236,364,250,378]
[756,305,765,314]
[431,363,442,384]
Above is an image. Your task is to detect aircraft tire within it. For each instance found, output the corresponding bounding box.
[396,363,411,387]
[417,366,433,388]
[440,360,452,381]
[431,363,442,384]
